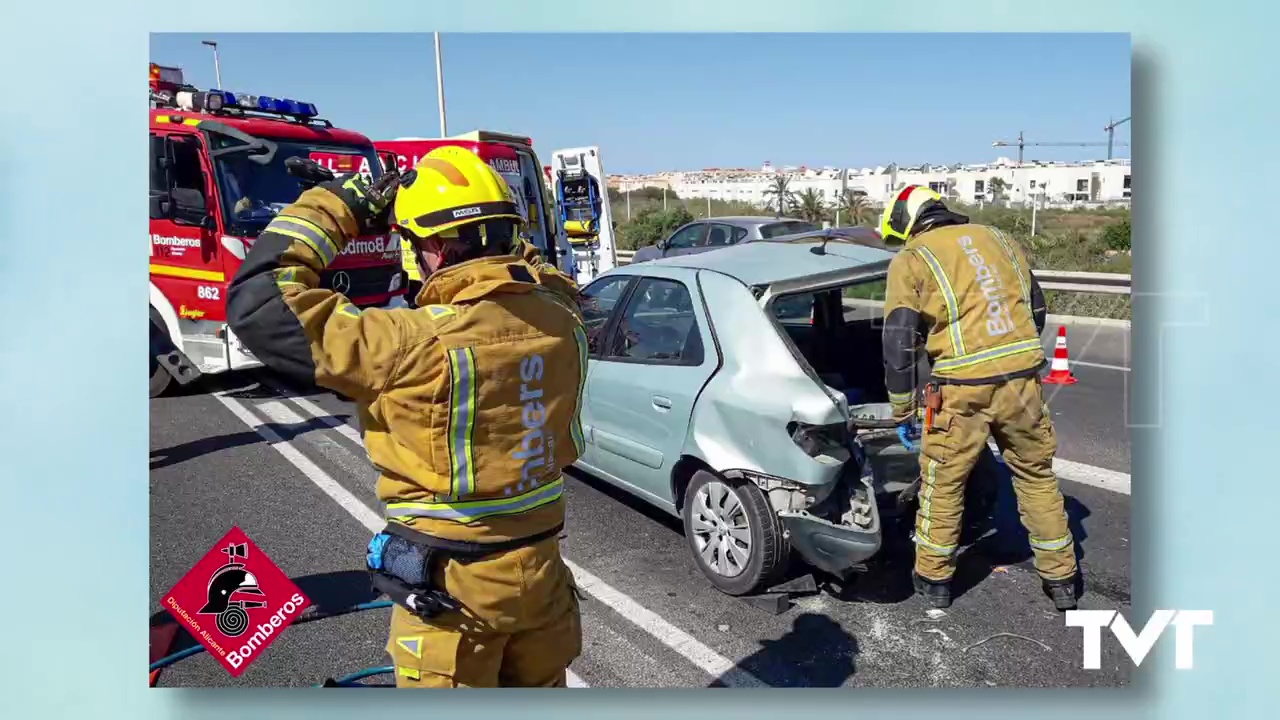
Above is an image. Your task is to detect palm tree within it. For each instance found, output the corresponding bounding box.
[834,190,875,227]
[988,176,1008,204]
[796,188,827,224]
[762,175,795,217]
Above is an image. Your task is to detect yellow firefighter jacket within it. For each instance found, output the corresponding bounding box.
[882,222,1047,414]
[227,186,588,545]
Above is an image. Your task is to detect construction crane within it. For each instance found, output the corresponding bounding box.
[1104,116,1132,160]
[991,130,1129,166]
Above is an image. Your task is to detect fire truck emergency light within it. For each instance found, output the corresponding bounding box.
[174,90,225,113]
[224,92,317,118]
[255,95,319,117]
[149,63,185,90]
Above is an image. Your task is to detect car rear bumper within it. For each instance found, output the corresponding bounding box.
[779,510,882,578]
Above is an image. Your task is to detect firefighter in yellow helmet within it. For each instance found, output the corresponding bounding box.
[226,146,588,687]
[879,185,1079,612]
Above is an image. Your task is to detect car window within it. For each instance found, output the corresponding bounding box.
[759,221,821,239]
[731,226,748,244]
[705,224,734,247]
[771,293,815,324]
[169,137,207,196]
[666,223,707,250]
[607,277,704,365]
[580,275,633,355]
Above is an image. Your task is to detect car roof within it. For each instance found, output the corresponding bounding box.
[639,231,897,287]
[776,225,896,250]
[694,216,812,227]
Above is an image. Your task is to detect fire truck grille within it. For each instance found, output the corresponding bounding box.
[320,266,397,304]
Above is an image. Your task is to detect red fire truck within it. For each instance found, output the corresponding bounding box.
[148,63,404,397]
[375,132,578,281]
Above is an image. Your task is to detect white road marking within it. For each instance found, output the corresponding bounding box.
[1052,458,1131,495]
[567,670,588,688]
[257,375,366,447]
[214,392,385,529]
[986,440,1131,495]
[1068,360,1130,372]
[215,387,753,688]
[564,561,765,688]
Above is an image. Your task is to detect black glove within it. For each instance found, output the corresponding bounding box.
[284,156,337,190]
[320,169,406,236]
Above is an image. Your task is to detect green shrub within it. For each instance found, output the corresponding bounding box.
[616,206,696,250]
[1101,219,1131,252]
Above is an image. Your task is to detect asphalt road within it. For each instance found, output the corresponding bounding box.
[1039,322,1131,475]
[150,352,1134,688]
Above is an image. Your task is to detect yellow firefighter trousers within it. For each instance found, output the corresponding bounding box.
[385,535,582,688]
[913,376,1077,582]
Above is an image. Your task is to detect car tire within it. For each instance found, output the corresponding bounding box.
[682,470,789,596]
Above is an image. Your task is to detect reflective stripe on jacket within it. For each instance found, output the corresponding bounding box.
[882,223,1047,403]
[227,187,587,545]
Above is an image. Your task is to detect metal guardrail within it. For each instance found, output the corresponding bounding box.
[611,250,1130,295]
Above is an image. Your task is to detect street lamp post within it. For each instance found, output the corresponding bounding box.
[201,40,222,89]
[434,32,448,137]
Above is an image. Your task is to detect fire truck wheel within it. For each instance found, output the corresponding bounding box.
[150,308,174,398]
[150,360,173,398]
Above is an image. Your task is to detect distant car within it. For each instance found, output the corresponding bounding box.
[573,234,1000,595]
[628,216,821,264]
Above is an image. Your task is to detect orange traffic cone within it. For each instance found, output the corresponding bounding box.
[1043,326,1078,385]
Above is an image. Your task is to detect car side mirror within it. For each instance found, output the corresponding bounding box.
[657,239,669,251]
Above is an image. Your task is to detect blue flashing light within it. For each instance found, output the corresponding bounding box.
[217,90,318,118]
[281,98,319,117]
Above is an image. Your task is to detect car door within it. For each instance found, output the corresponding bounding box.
[149,130,223,321]
[662,222,709,258]
[574,273,640,470]
[584,269,718,508]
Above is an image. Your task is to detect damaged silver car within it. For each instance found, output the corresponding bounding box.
[572,231,1000,595]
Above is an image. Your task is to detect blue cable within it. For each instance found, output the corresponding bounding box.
[149,599,396,675]
[319,666,395,687]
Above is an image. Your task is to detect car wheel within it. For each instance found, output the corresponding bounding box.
[682,470,788,596]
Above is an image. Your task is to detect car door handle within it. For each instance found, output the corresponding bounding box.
[652,395,673,411]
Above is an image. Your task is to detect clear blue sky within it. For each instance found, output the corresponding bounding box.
[150,33,1131,174]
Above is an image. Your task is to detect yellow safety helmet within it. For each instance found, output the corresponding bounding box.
[879,185,944,244]
[393,146,524,252]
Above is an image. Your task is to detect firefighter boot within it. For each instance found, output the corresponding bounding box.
[1042,575,1078,611]
[912,571,952,609]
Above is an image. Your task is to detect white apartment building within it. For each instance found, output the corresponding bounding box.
[609,157,1132,209]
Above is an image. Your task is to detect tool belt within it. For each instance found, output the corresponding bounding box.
[365,520,564,622]
[928,362,1044,386]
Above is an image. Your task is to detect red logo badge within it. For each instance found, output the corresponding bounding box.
[162,527,311,678]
